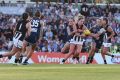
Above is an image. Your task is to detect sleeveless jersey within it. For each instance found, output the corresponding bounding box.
[90,25,104,41]
[104,25,112,42]
[14,20,29,41]
[67,25,74,42]
[25,17,41,44]
[90,25,104,49]
[31,17,41,37]
[76,24,84,35]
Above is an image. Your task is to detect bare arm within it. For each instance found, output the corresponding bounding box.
[73,24,78,35]
[39,25,43,39]
[67,25,77,36]
[83,25,88,31]
[90,25,105,38]
[107,26,115,39]
[13,27,16,35]
[67,26,71,35]
[26,21,31,37]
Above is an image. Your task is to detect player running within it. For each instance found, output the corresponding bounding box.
[86,17,115,64]
[0,13,31,61]
[61,16,88,64]
[101,17,115,64]
[61,18,79,63]
[21,11,43,65]
[86,18,105,64]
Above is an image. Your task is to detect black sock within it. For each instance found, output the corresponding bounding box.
[14,59,19,63]
[72,57,75,60]
[19,56,23,63]
[86,57,90,64]
[62,59,66,63]
[104,60,107,64]
[90,56,94,63]
[76,57,79,62]
[111,55,114,57]
[8,56,12,60]
[0,55,3,58]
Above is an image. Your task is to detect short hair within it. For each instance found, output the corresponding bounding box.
[35,10,41,17]
[22,12,29,20]
[103,17,108,24]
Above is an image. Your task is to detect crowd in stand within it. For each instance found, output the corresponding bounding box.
[0,2,120,53]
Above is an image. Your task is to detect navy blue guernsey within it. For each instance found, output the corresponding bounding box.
[31,17,41,37]
[25,17,41,44]
[14,20,29,41]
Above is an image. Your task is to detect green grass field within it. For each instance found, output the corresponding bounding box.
[0,64,120,80]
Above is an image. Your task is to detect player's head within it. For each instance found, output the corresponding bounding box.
[41,15,44,19]
[102,17,108,26]
[35,10,41,18]
[96,18,102,26]
[77,15,85,26]
[22,12,29,20]
[68,18,74,26]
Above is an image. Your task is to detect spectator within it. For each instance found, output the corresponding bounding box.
[80,2,89,17]
[45,28,53,40]
[0,2,120,53]
[71,5,79,16]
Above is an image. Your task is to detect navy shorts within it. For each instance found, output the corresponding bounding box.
[25,33,39,44]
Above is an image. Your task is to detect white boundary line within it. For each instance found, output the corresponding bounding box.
[0,66,120,70]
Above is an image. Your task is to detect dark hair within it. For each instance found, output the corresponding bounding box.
[103,17,108,24]
[28,11,33,17]
[40,15,44,19]
[22,12,29,20]
[35,10,41,17]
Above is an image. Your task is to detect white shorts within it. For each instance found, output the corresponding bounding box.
[70,36,84,45]
[13,37,23,48]
[103,42,112,47]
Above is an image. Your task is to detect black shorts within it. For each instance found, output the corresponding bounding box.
[94,40,103,49]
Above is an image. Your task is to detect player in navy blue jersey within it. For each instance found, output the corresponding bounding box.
[22,11,43,65]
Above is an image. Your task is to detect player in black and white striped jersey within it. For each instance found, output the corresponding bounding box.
[61,16,88,64]
[86,18,115,64]
[86,18,106,64]
[101,18,115,64]
[0,13,31,61]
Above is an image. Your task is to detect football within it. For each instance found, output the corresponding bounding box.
[83,29,91,36]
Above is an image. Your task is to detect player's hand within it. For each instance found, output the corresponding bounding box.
[77,29,83,32]
[81,34,86,37]
[75,33,80,36]
[92,34,99,39]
